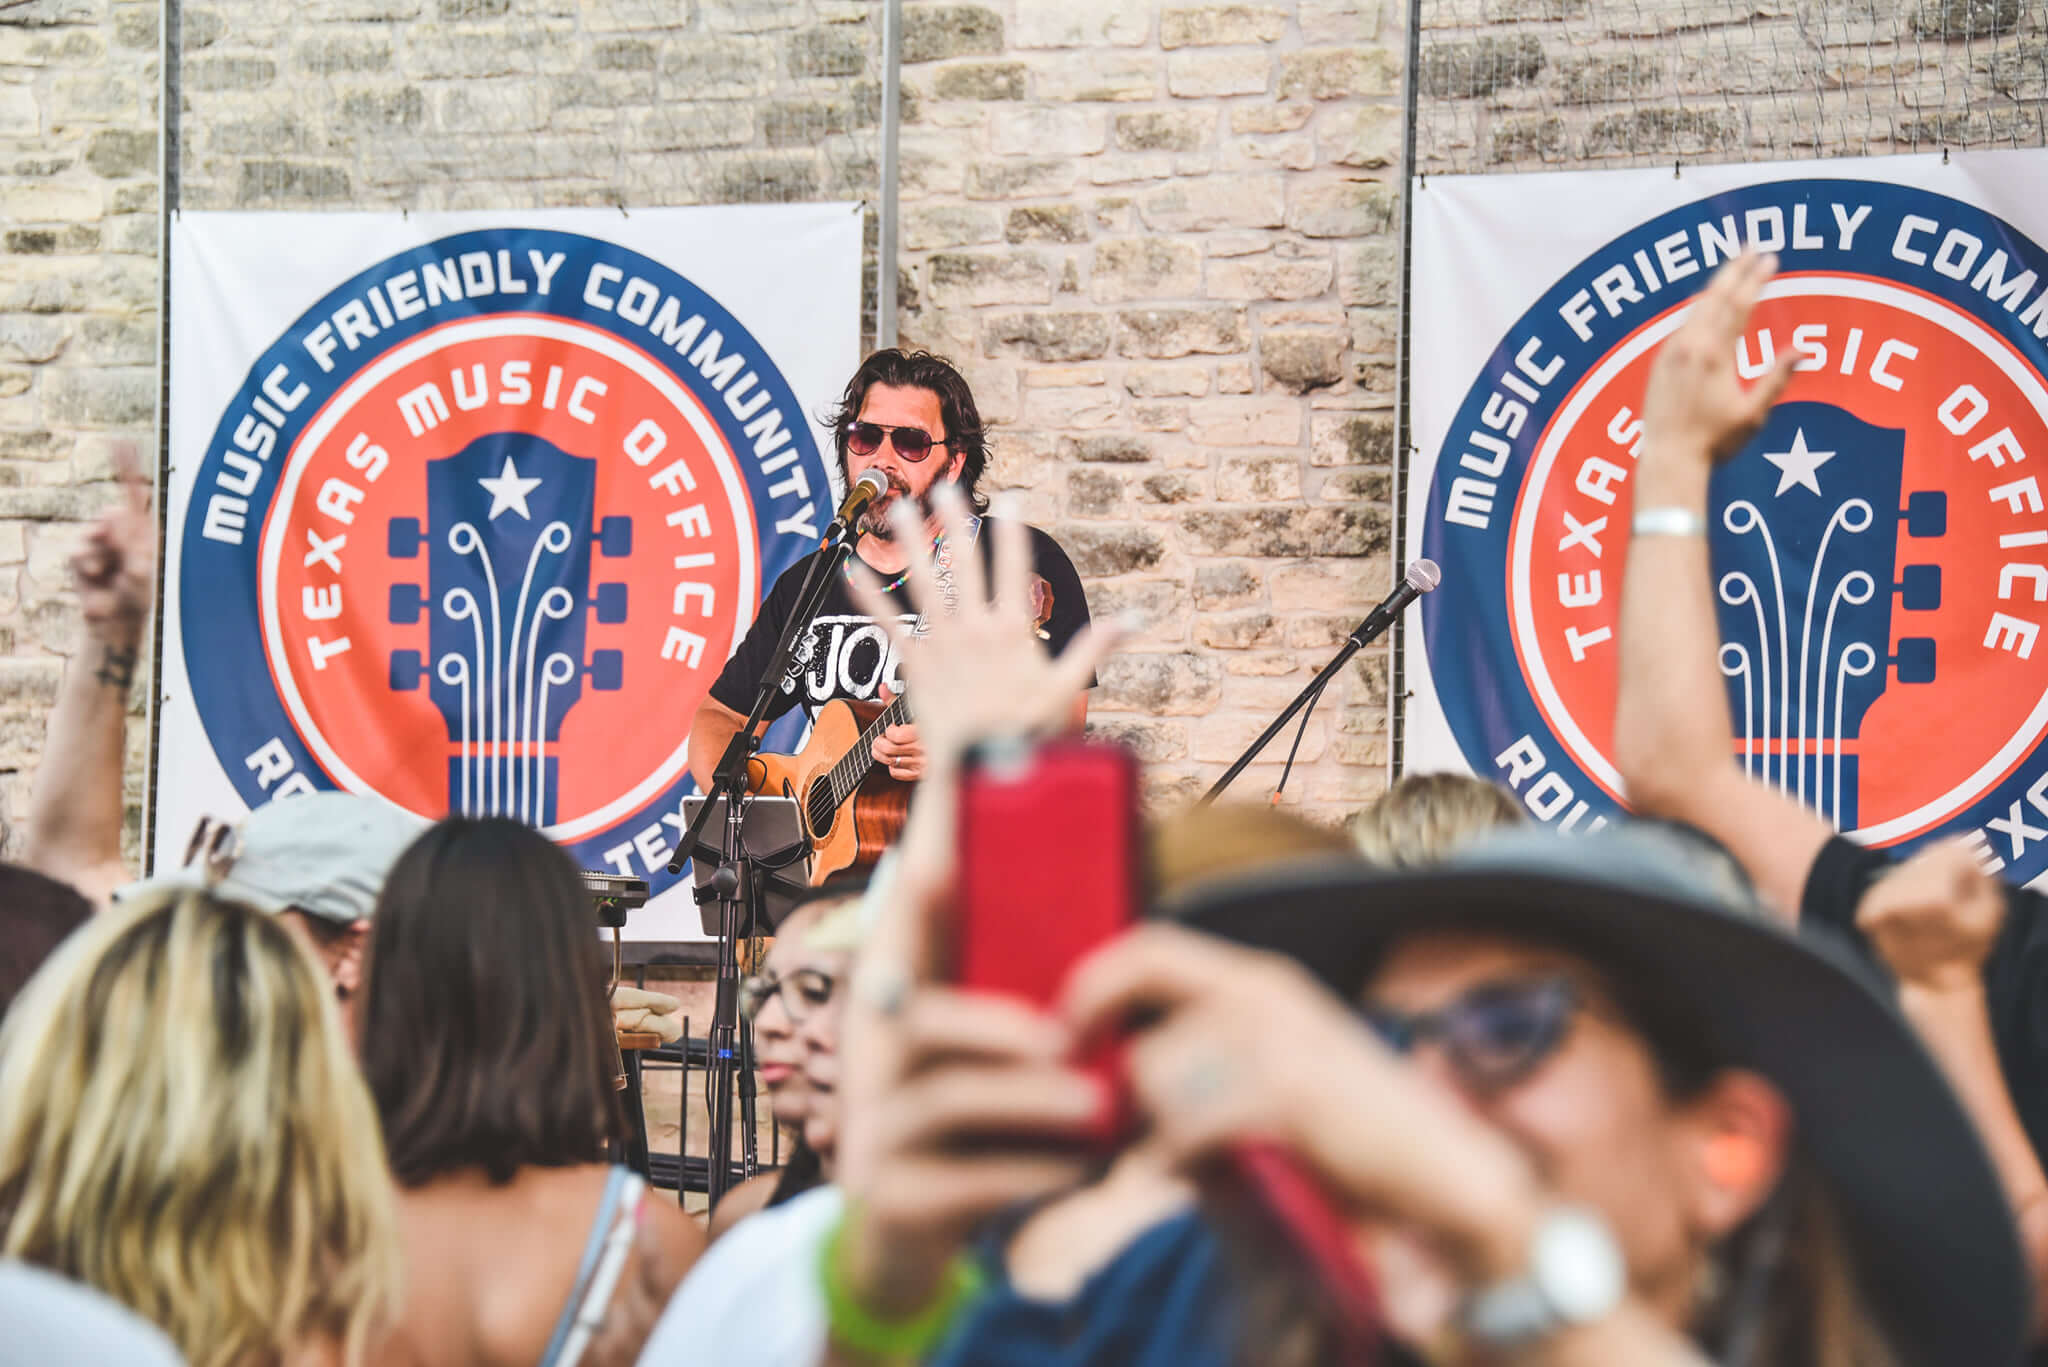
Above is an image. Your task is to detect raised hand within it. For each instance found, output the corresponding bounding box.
[1641,252,1801,466]
[71,441,156,651]
[1858,840,2007,996]
[844,487,1115,780]
[1060,925,1544,1288]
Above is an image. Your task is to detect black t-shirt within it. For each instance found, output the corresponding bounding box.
[1801,836,2048,1171]
[708,518,1092,723]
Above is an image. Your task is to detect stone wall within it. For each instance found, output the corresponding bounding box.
[886,0,1401,812]
[1416,0,2046,173]
[0,0,2038,856]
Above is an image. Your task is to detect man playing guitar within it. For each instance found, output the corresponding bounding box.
[688,349,1093,861]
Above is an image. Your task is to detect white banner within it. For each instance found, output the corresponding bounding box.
[1405,150,2048,881]
[162,205,862,940]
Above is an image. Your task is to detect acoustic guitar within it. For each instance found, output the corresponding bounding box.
[747,694,913,884]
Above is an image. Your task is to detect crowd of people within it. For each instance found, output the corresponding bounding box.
[0,253,2043,1366]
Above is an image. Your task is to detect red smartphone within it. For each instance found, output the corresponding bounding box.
[954,736,1141,1146]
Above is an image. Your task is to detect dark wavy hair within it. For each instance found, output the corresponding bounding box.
[825,348,990,512]
[358,818,624,1186]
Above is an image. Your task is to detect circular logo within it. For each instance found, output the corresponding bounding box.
[1420,179,2048,880]
[181,228,833,891]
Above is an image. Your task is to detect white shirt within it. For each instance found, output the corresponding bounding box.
[0,1262,186,1365]
[636,1185,844,1366]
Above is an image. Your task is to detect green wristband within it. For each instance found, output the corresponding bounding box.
[819,1209,986,1362]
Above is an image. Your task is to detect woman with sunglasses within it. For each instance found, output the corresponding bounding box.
[1053,822,2030,1366]
[709,876,866,1241]
[686,348,1093,797]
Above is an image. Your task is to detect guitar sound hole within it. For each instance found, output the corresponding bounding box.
[805,782,836,838]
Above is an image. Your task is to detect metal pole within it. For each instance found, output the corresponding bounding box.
[877,0,902,349]
[1386,0,1424,786]
[144,0,182,874]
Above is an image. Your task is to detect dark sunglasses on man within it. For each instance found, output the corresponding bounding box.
[844,420,946,462]
[1360,976,1584,1093]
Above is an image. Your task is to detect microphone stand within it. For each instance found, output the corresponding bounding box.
[668,512,867,1207]
[1200,606,1399,806]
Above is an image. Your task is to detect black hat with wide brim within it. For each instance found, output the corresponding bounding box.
[1166,823,2030,1367]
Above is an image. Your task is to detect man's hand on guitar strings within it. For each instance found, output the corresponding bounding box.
[870,685,926,782]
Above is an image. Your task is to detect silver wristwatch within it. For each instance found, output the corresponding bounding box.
[1461,1206,1626,1347]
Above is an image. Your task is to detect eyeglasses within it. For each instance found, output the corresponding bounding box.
[739,967,838,1024]
[1360,977,1583,1093]
[844,421,945,462]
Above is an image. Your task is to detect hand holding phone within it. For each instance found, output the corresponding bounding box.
[954,736,1142,1147]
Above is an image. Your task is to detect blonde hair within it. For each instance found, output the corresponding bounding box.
[0,888,401,1367]
[1349,772,1526,867]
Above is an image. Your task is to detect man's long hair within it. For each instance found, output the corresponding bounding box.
[825,348,991,512]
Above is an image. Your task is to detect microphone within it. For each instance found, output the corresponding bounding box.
[825,468,891,542]
[1349,558,1440,645]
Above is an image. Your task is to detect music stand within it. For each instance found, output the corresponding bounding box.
[681,796,811,937]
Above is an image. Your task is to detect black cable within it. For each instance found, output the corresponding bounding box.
[1270,670,1336,803]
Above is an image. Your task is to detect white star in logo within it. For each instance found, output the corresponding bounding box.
[477,455,542,521]
[1759,427,1837,497]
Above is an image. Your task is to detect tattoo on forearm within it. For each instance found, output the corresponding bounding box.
[96,645,136,691]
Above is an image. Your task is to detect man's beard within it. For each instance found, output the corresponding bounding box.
[858,472,935,539]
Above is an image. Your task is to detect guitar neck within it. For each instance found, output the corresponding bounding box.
[825,694,913,805]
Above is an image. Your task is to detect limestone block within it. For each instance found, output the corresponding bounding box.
[1299,0,1380,42]
[1006,205,1090,243]
[1279,46,1402,99]
[1033,52,1160,102]
[902,205,1001,251]
[1117,306,1249,359]
[1059,434,1153,463]
[1417,35,1545,98]
[1059,524,1169,576]
[990,105,1108,157]
[788,26,868,76]
[1193,399,1302,448]
[294,33,395,73]
[1180,506,1385,556]
[0,182,101,223]
[1216,448,1306,506]
[1160,6,1289,49]
[934,62,1026,100]
[1309,411,1392,468]
[1091,238,1202,302]
[1140,471,1206,505]
[1207,251,1334,301]
[901,6,1004,63]
[1271,559,1384,612]
[1066,467,1126,516]
[1196,611,1280,649]
[1317,104,1401,168]
[42,368,152,427]
[1261,330,1347,393]
[1015,0,1152,48]
[982,312,1114,362]
[1139,176,1285,231]
[1114,109,1215,153]
[1194,562,1261,610]
[1285,178,1397,238]
[1124,366,1210,398]
[1086,716,1190,762]
[1095,652,1223,713]
[0,88,38,138]
[964,159,1076,199]
[1166,49,1271,97]
[1230,101,1315,134]
[1217,359,1255,393]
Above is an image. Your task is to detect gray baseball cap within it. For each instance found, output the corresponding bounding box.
[124,792,428,926]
